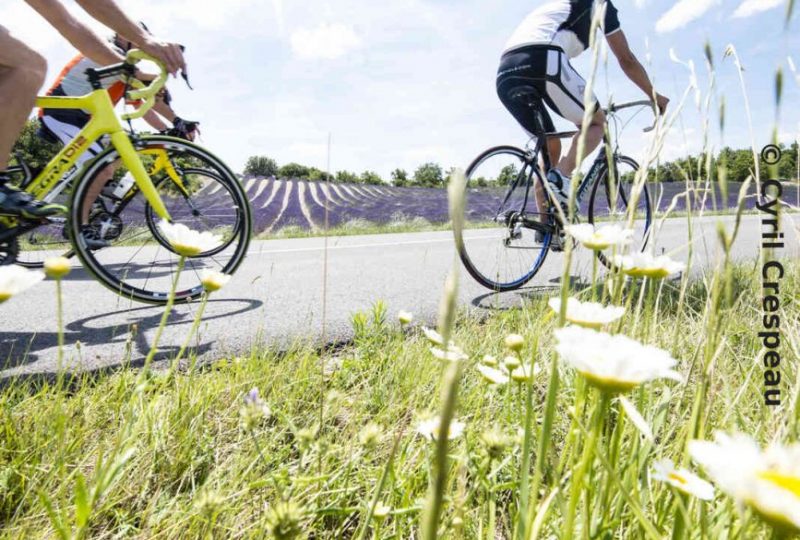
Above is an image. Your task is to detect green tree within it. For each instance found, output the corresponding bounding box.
[335,170,359,184]
[308,167,333,182]
[497,163,519,185]
[244,155,279,177]
[391,168,409,187]
[412,162,443,187]
[359,170,383,185]
[10,119,59,171]
[278,162,311,179]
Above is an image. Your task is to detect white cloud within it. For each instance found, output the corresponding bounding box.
[655,0,719,33]
[290,23,361,60]
[732,0,783,19]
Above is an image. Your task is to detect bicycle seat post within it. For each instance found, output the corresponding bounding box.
[511,86,552,171]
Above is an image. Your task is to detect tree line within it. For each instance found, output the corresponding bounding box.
[243,155,450,187]
[9,119,798,187]
[650,143,799,183]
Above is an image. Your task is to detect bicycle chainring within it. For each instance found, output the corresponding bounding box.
[88,212,124,242]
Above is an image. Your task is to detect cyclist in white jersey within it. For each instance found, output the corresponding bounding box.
[497,0,668,210]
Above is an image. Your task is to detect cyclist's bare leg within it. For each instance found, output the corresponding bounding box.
[557,109,605,176]
[83,160,121,221]
[0,27,47,170]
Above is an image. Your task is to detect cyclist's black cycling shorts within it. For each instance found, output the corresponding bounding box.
[496,44,599,136]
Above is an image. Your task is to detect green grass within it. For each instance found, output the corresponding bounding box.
[0,259,797,538]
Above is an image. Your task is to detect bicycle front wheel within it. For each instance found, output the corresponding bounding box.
[456,145,553,292]
[69,135,252,304]
[587,155,651,266]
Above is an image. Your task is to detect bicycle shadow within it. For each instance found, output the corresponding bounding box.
[469,274,594,311]
[0,297,263,374]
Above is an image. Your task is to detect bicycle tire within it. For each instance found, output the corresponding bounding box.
[587,155,652,267]
[68,135,252,304]
[456,145,553,292]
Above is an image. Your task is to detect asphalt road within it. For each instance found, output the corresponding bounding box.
[1,214,797,378]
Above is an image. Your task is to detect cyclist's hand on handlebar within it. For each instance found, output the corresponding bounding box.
[655,93,670,115]
[140,40,186,76]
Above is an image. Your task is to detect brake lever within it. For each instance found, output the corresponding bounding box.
[181,70,193,90]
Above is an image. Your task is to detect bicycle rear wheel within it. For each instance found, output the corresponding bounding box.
[587,155,651,266]
[69,135,252,304]
[456,145,553,291]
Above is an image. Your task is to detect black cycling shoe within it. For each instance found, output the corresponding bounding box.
[0,178,66,219]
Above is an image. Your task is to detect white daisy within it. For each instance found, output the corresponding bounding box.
[618,396,654,442]
[476,364,509,385]
[200,270,231,292]
[416,416,466,441]
[689,433,800,533]
[548,297,625,329]
[430,345,468,362]
[158,220,222,257]
[554,326,683,393]
[0,265,44,303]
[565,223,634,250]
[481,354,498,367]
[398,310,413,325]
[652,459,714,501]
[503,355,521,371]
[422,327,453,348]
[510,363,541,383]
[612,253,686,279]
[505,333,524,352]
[43,256,71,279]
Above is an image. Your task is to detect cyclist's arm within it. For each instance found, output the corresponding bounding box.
[606,30,669,114]
[24,0,124,65]
[142,109,169,132]
[71,0,186,75]
[152,92,177,123]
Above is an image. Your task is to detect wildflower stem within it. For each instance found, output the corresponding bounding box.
[55,278,64,374]
[516,335,539,540]
[142,256,185,372]
[526,352,559,534]
[172,292,210,370]
[563,391,608,537]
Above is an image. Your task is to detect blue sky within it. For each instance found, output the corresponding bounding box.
[3,0,798,177]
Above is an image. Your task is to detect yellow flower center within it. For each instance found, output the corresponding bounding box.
[668,472,689,486]
[172,242,203,257]
[758,471,800,498]
[567,315,604,329]
[0,292,10,303]
[579,371,638,393]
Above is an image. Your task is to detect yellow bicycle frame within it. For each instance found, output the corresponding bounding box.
[23,50,172,220]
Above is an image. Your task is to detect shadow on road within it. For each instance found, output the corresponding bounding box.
[470,274,591,311]
[0,298,263,374]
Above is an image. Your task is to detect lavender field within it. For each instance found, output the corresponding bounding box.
[240,177,799,235]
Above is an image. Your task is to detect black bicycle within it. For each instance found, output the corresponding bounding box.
[455,88,658,291]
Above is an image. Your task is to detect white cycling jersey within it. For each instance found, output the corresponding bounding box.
[504,0,621,58]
